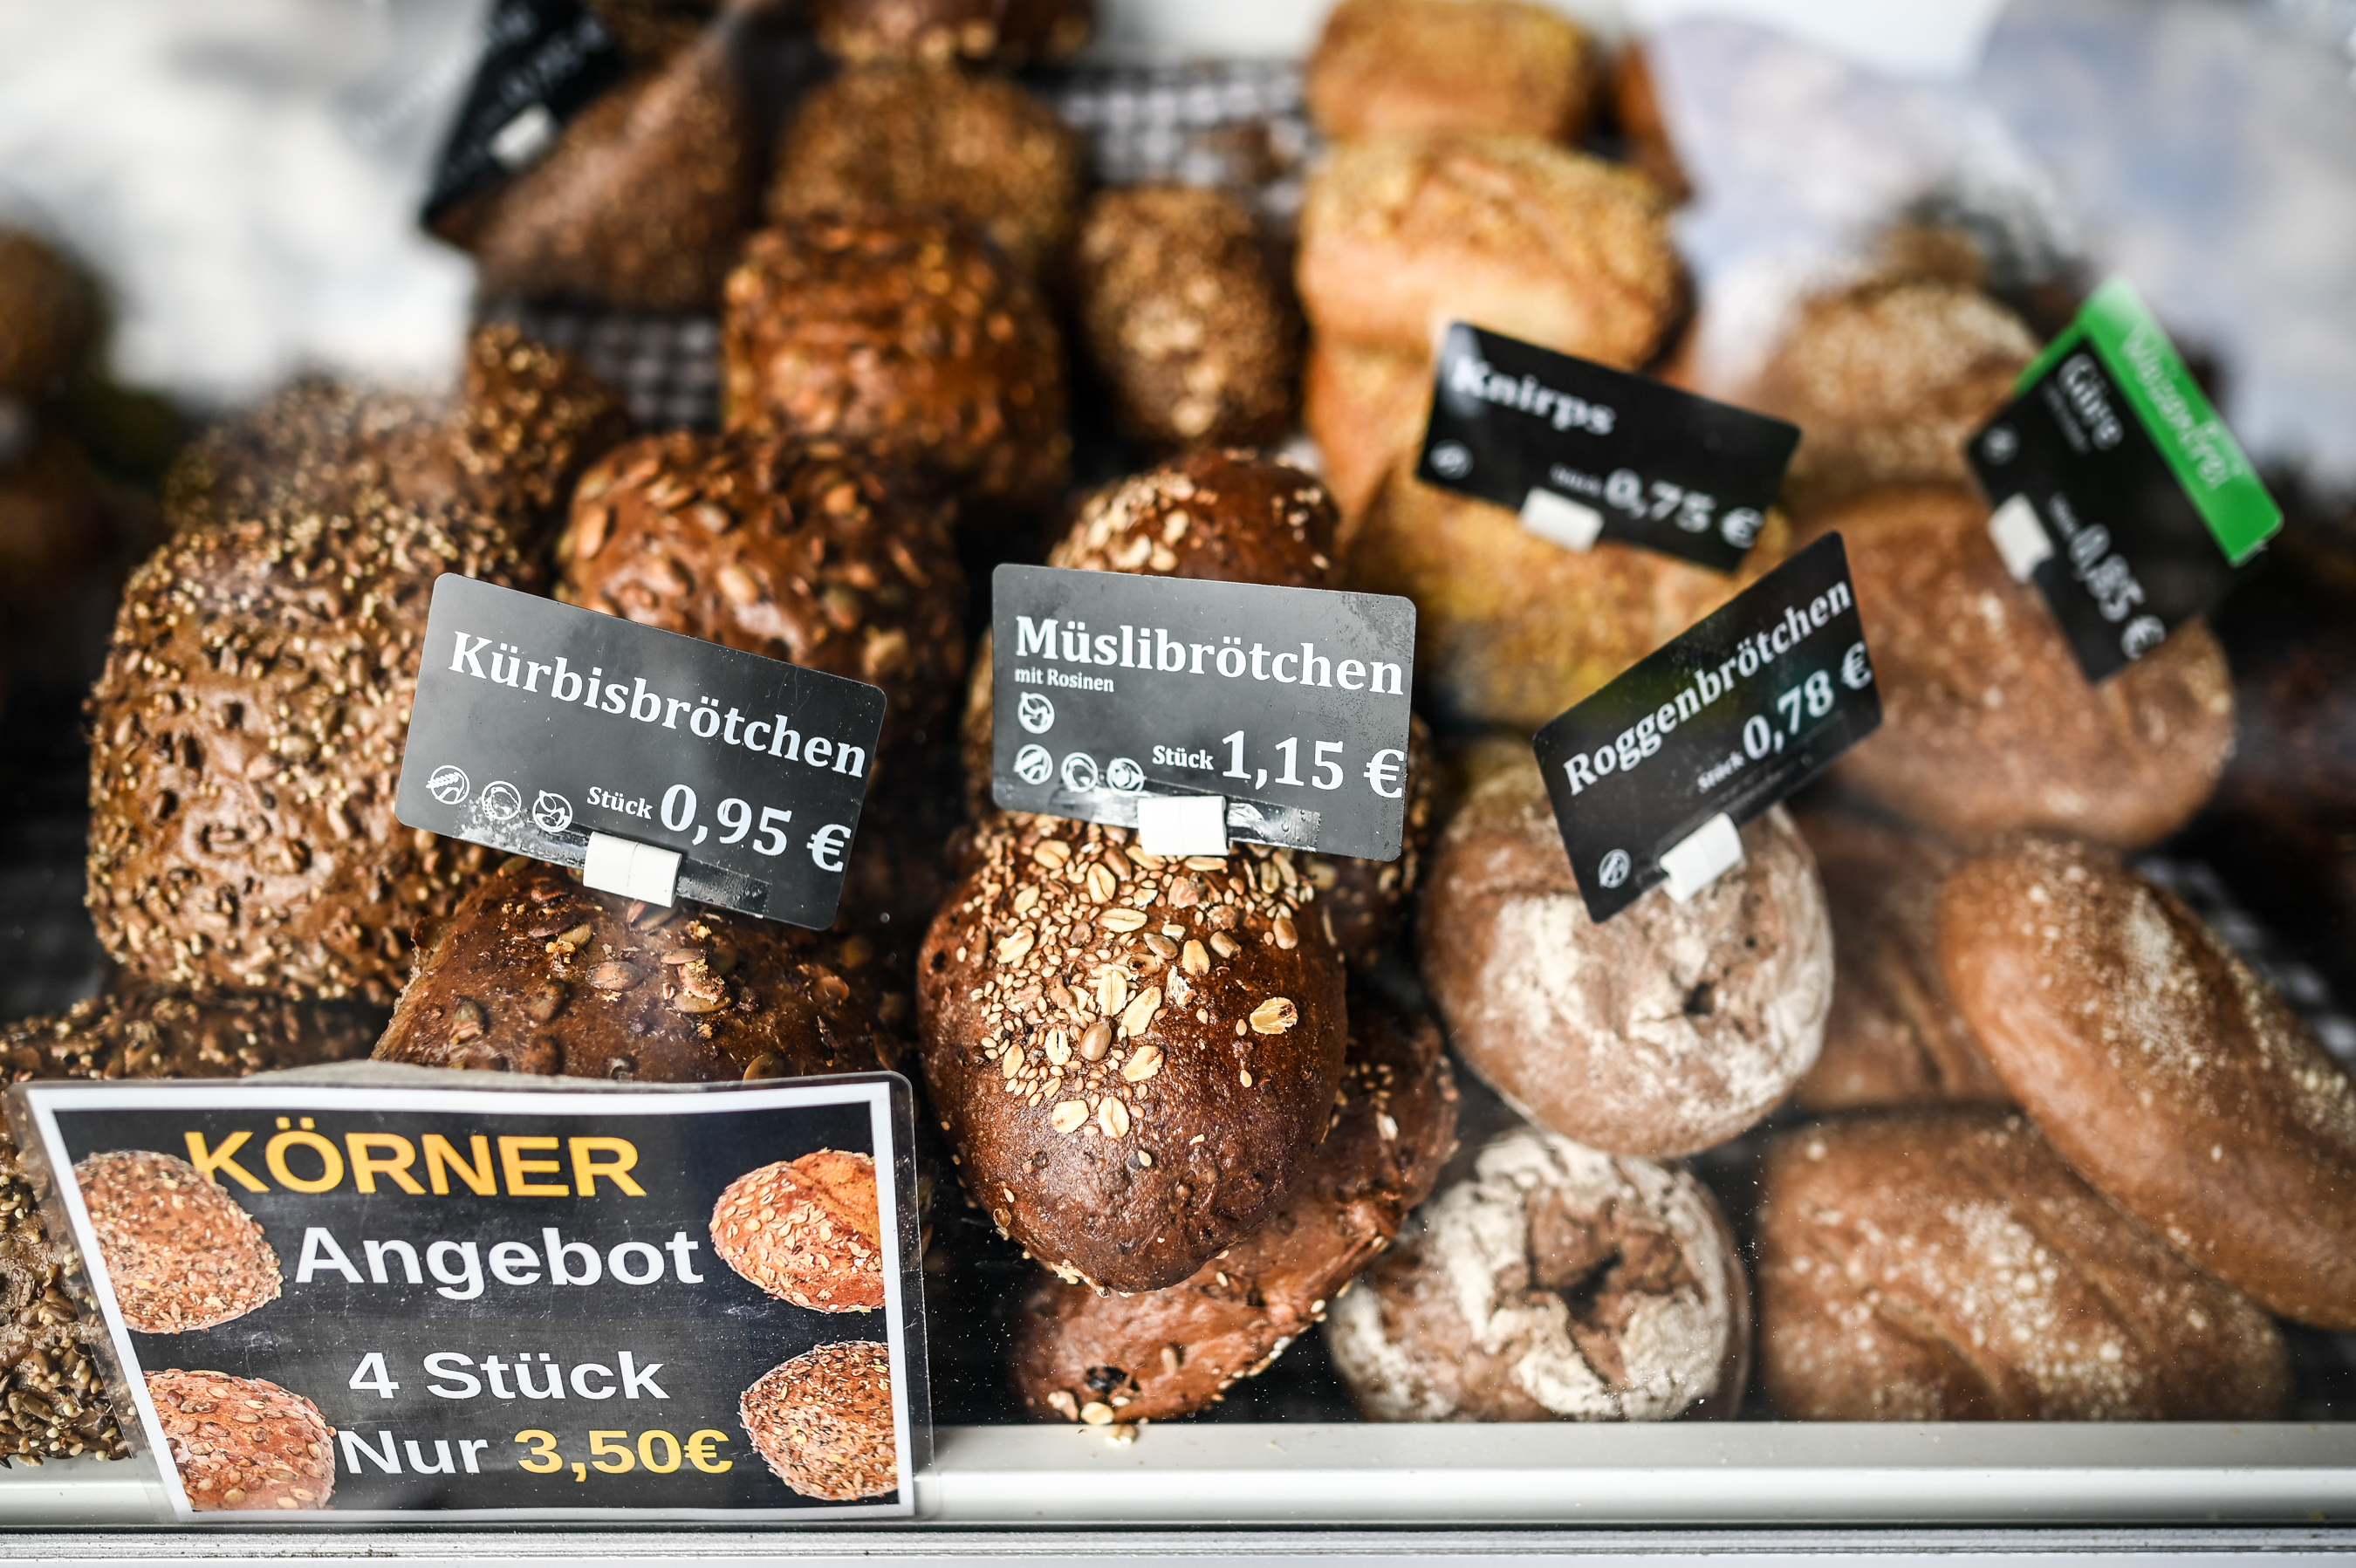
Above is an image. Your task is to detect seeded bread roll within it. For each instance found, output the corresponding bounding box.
[556,430,964,757]
[1327,1125,1749,1422]
[1421,757,1831,1158]
[0,989,383,1084]
[0,228,96,401]
[713,1149,885,1311]
[1820,484,2234,847]
[1791,810,2007,1110]
[1347,469,1792,731]
[1749,277,2037,512]
[373,857,901,1082]
[1759,1107,2292,1420]
[918,816,1351,1291]
[770,65,1085,282]
[1298,135,1682,369]
[77,1150,281,1333]
[0,1151,120,1461]
[147,1370,335,1511]
[739,1341,897,1501]
[810,0,1091,65]
[1074,186,1300,453]
[1309,713,1442,966]
[1305,0,1599,143]
[1302,339,1430,529]
[1937,836,2356,1330]
[1014,990,1455,1422]
[723,212,1069,520]
[436,22,759,312]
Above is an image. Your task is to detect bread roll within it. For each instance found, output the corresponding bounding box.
[1938,835,2356,1330]
[1302,339,1431,530]
[1759,1107,2292,1420]
[1420,757,1830,1158]
[0,228,95,401]
[809,0,1091,66]
[1821,483,2234,846]
[1305,0,1599,144]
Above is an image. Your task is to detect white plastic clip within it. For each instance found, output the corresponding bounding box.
[1519,486,1606,552]
[1661,813,1744,903]
[1136,795,1229,858]
[582,832,681,907]
[1988,493,2055,583]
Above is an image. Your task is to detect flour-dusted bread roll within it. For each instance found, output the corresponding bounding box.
[1326,1125,1748,1421]
[1421,757,1831,1157]
[1938,836,2356,1330]
[1758,1107,2292,1419]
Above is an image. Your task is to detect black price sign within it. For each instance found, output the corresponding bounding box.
[421,0,630,224]
[10,1077,926,1522]
[1532,533,1880,921]
[989,565,1417,861]
[394,576,885,928]
[1416,322,1798,573]
[1967,278,2280,683]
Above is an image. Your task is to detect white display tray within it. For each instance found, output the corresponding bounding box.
[0,1422,2349,1533]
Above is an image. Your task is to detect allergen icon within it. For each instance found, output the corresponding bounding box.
[428,765,470,805]
[533,791,573,833]
[479,781,524,822]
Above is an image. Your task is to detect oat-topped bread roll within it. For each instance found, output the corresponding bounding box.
[1759,1108,2292,1420]
[770,65,1085,282]
[810,0,1091,65]
[376,857,901,1082]
[1347,471,1792,731]
[1305,0,1599,143]
[435,17,759,313]
[1075,187,1300,453]
[556,429,965,757]
[1327,1124,1749,1422]
[918,816,1351,1291]
[0,228,96,401]
[1421,756,1831,1158]
[1014,989,1455,1423]
[1938,836,2356,1330]
[1791,810,2006,1110]
[1748,276,2038,511]
[1820,484,2233,846]
[724,211,1068,520]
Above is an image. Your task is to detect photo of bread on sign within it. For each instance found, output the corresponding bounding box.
[709,1149,885,1311]
[738,1341,895,1502]
[145,1369,338,1512]
[74,1150,281,1334]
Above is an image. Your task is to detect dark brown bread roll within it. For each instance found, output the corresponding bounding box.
[1420,757,1831,1157]
[374,856,901,1082]
[78,1150,281,1334]
[1758,1107,2293,1420]
[1938,836,2356,1330]
[0,228,96,401]
[810,0,1091,65]
[1074,186,1300,452]
[1014,990,1455,1423]
[723,212,1069,520]
[0,428,127,622]
[1326,1125,1749,1422]
[1820,484,2235,847]
[147,1370,335,1511]
[1791,810,2007,1110]
[1346,469,1792,731]
[1045,448,1339,586]
[0,1150,120,1461]
[0,988,383,1084]
[712,1149,885,1311]
[1308,713,1442,966]
[739,1341,897,1500]
[769,65,1085,282]
[918,815,1351,1292]
[556,430,965,757]
[1305,0,1599,143]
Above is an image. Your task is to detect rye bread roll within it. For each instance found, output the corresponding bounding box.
[918,815,1351,1292]
[1326,1125,1749,1422]
[810,0,1092,66]
[769,65,1086,282]
[1305,0,1599,144]
[1820,485,2233,846]
[1758,1107,2293,1420]
[1791,811,2007,1110]
[1420,757,1831,1156]
[1013,990,1455,1423]
[1075,187,1300,453]
[723,211,1069,521]
[556,429,965,757]
[374,857,901,1082]
[1937,836,2356,1330]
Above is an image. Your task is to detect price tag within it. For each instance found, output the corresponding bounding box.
[1967,277,2281,683]
[1415,322,1798,573]
[394,576,885,928]
[421,0,630,224]
[9,1074,927,1521]
[1532,533,1881,921]
[989,565,1417,861]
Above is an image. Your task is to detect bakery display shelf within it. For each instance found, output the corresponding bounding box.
[2,1422,2352,1534]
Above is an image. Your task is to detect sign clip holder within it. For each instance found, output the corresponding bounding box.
[582,832,681,907]
[1136,796,1229,858]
